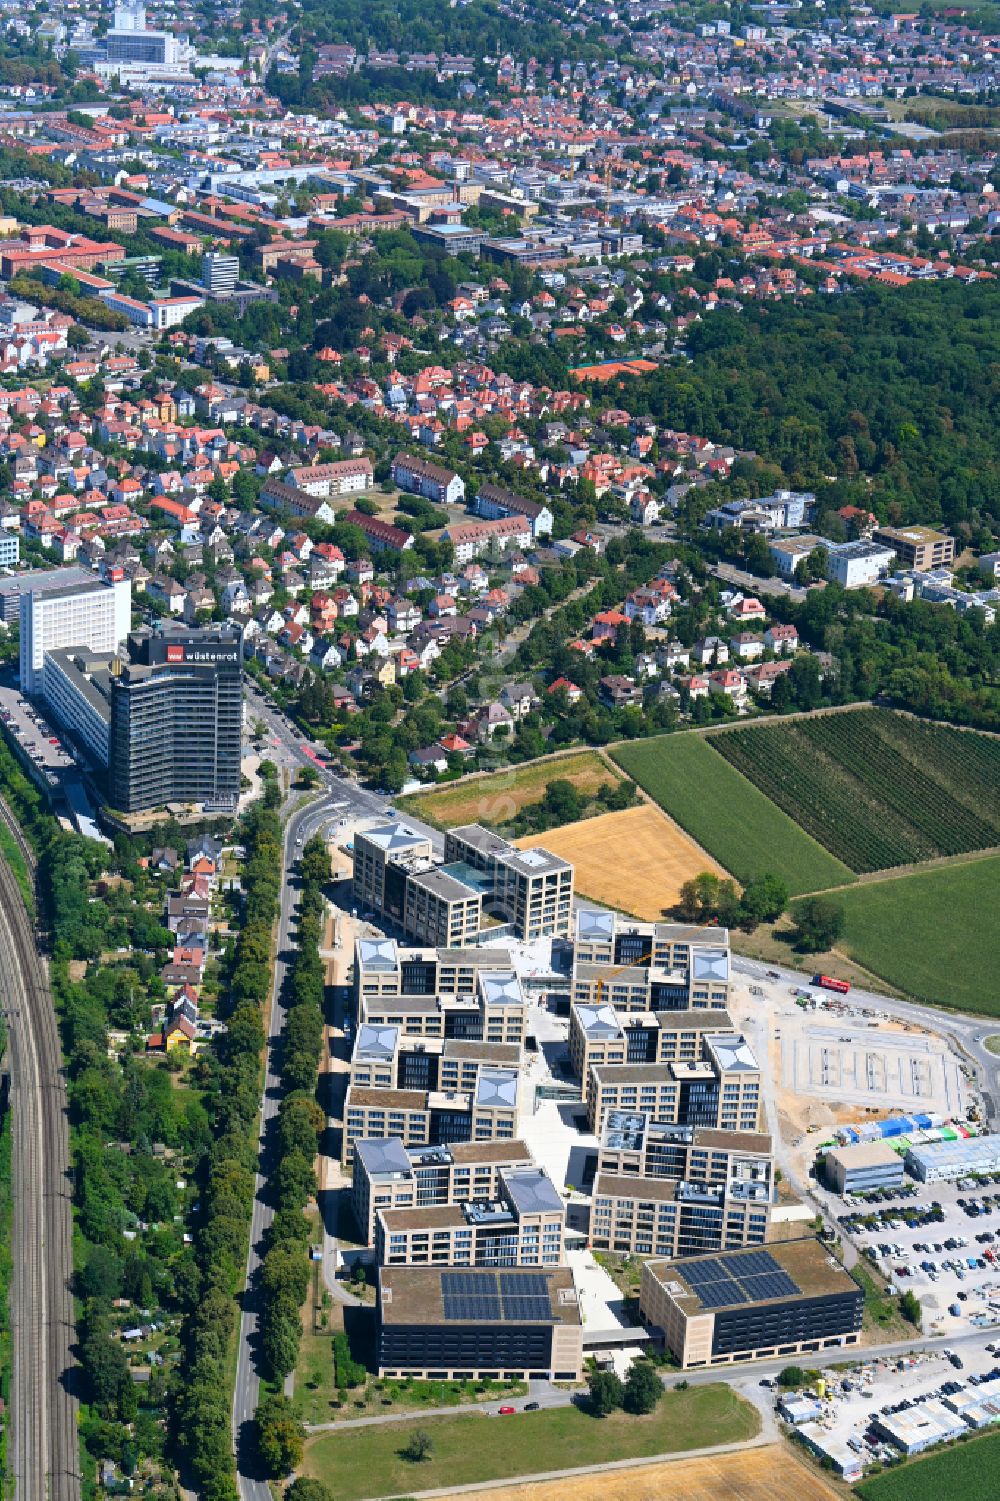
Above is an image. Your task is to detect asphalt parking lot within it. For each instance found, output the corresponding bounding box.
[0,682,74,781]
[838,1178,1000,1334]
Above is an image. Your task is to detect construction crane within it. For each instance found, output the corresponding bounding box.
[595,949,653,1007]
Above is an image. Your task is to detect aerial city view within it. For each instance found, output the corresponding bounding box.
[0,0,999,1499]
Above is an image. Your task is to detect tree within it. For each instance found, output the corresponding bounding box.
[899,1289,921,1328]
[738,873,789,931]
[403,1428,433,1462]
[287,1482,333,1501]
[623,1360,662,1415]
[587,1369,625,1416]
[791,896,845,953]
[297,764,320,788]
[777,1365,806,1388]
[255,1392,304,1476]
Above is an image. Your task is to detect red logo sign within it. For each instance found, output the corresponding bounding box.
[166,645,185,663]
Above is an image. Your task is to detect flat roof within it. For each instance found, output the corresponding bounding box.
[0,564,97,599]
[379,1265,580,1327]
[410,865,483,902]
[348,1086,428,1110]
[827,1140,902,1168]
[906,1135,1000,1167]
[443,1040,520,1064]
[647,1237,857,1314]
[596,1170,679,1203]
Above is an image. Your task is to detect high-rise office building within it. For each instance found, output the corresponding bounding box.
[105,3,179,65]
[19,569,131,695]
[202,253,240,296]
[108,627,242,813]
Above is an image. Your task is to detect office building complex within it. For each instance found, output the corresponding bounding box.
[376,1265,583,1380]
[37,624,242,815]
[586,1032,762,1137]
[591,1114,773,1258]
[353,822,573,945]
[356,937,527,1044]
[639,1239,863,1369]
[376,1164,564,1268]
[352,1138,534,1244]
[104,3,181,66]
[20,568,131,695]
[569,1004,734,1102]
[343,1057,520,1167]
[108,628,242,813]
[571,909,732,1012]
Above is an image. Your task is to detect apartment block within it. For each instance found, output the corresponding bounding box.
[376,1165,565,1268]
[586,1033,762,1137]
[352,1138,534,1244]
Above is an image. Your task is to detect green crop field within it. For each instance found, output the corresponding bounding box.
[713,710,1000,873]
[838,856,1000,1013]
[303,1384,758,1500]
[856,1428,1000,1501]
[611,734,853,895]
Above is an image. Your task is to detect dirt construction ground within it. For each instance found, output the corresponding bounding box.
[516,802,727,919]
[446,1445,840,1501]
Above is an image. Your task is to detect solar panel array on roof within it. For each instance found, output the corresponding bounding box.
[681,1249,799,1310]
[441,1269,556,1322]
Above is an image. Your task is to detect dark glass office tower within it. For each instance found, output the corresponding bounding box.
[109,627,242,813]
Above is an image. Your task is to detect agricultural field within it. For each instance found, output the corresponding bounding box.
[837,856,1000,1014]
[611,734,853,896]
[713,710,1000,874]
[302,1384,759,1501]
[856,1426,1000,1501]
[398,750,622,829]
[515,802,728,919]
[455,1444,839,1501]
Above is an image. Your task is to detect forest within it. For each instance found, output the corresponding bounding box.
[615,279,1000,539]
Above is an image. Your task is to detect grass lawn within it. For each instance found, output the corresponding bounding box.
[398,751,621,829]
[855,1428,1000,1501]
[611,734,853,896]
[303,1384,758,1500]
[837,857,1000,1014]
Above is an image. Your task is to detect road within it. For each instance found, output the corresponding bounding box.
[0,801,79,1501]
[711,561,807,602]
[233,788,353,1498]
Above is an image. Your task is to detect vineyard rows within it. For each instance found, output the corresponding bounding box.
[713,710,1000,874]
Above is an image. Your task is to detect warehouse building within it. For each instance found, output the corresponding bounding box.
[824,1140,906,1195]
[639,1239,863,1368]
[905,1135,1000,1182]
[376,1265,583,1380]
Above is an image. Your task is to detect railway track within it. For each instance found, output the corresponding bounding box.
[0,796,79,1501]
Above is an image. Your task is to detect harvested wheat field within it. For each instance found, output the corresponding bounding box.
[446,1445,839,1501]
[516,802,729,919]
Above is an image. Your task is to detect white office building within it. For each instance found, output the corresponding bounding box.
[20,575,131,695]
[826,540,896,590]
